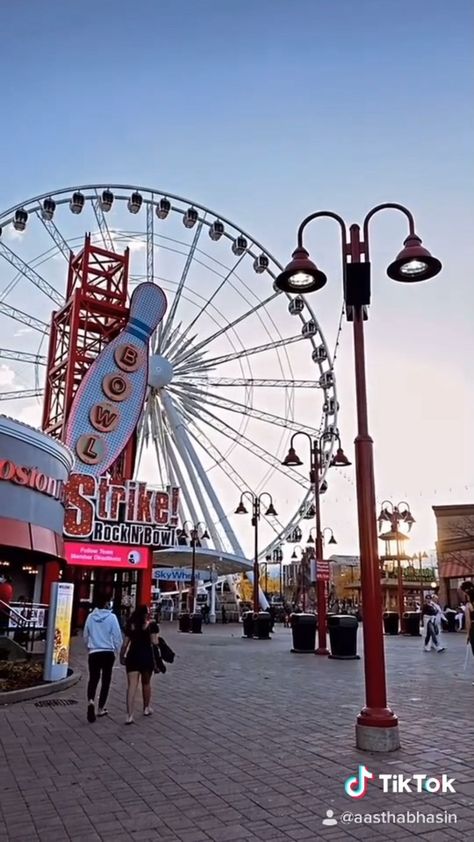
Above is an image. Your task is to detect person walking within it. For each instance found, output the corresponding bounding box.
[83,595,123,723]
[120,605,160,724]
[462,586,474,683]
[422,595,445,653]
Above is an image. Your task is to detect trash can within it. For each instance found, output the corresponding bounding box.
[178,612,191,633]
[190,613,203,634]
[242,610,254,639]
[254,612,272,640]
[290,613,317,653]
[402,611,421,636]
[383,611,399,635]
[328,614,360,659]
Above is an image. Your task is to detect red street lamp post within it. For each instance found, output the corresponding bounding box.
[235,491,277,612]
[283,433,350,655]
[275,203,441,752]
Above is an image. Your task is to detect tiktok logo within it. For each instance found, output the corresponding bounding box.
[344,765,374,799]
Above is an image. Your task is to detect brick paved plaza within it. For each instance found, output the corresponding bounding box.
[1,624,473,842]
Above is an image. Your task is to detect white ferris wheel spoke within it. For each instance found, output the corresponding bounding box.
[184,415,285,539]
[0,349,46,365]
[178,395,306,487]
[175,334,305,376]
[172,291,278,369]
[146,200,155,284]
[170,382,319,438]
[92,194,114,252]
[0,388,42,402]
[165,330,199,364]
[134,393,152,477]
[0,241,63,306]
[164,431,202,529]
[161,390,243,554]
[173,252,247,350]
[181,377,320,389]
[160,219,205,352]
[151,394,175,490]
[161,390,226,551]
[36,211,71,261]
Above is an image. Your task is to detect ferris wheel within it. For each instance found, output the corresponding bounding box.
[0,184,339,559]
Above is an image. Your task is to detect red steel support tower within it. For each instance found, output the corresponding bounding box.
[42,234,136,479]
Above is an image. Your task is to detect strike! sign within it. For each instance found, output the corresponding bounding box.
[64,473,180,548]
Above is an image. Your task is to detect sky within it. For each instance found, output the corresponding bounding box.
[0,0,473,561]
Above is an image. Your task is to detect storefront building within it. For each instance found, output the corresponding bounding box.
[433,503,474,606]
[0,415,73,603]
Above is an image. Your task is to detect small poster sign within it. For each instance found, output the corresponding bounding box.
[44,582,74,682]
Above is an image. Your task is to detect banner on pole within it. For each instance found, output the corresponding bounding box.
[316,560,330,581]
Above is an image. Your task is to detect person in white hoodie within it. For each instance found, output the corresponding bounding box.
[83,595,123,722]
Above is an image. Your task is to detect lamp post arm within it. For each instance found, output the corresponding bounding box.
[297,211,348,251]
[290,430,311,451]
[362,203,416,260]
[240,490,256,507]
[257,491,274,509]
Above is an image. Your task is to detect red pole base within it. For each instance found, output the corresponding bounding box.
[357,706,398,729]
[315,646,329,656]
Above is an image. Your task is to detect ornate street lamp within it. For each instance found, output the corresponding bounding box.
[235,491,277,612]
[282,432,350,654]
[378,501,414,624]
[182,521,210,613]
[275,203,441,753]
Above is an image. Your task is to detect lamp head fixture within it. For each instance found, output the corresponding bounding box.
[235,501,248,515]
[282,447,303,467]
[274,247,327,294]
[330,446,352,467]
[387,235,442,283]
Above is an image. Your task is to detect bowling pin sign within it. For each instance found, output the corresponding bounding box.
[65,283,167,476]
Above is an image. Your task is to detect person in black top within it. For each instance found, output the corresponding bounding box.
[120,605,159,724]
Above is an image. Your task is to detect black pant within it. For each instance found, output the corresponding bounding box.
[87,651,115,709]
[425,620,439,648]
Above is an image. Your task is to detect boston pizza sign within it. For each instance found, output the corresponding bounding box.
[64,473,180,548]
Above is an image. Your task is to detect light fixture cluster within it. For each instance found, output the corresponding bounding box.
[275,232,441,294]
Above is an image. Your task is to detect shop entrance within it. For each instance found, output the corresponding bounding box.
[67,566,138,631]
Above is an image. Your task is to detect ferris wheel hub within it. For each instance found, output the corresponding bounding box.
[148,354,174,389]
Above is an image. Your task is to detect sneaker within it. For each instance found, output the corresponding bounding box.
[97,708,108,717]
[87,702,96,723]
[424,646,432,652]
[436,646,446,653]
[125,715,134,725]
[144,706,153,716]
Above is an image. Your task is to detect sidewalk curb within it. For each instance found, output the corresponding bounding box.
[0,669,82,705]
